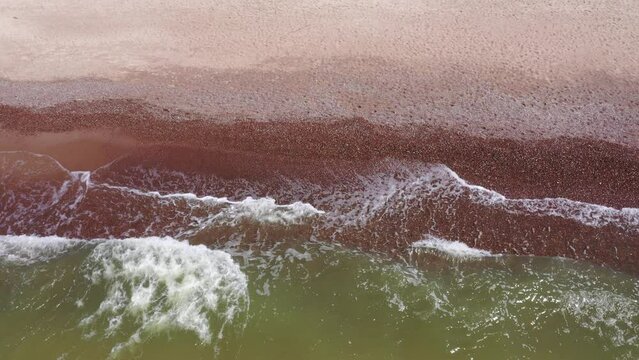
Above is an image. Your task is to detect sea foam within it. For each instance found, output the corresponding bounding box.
[0,234,84,265]
[411,235,493,258]
[0,234,249,356]
[78,237,248,356]
[95,183,324,225]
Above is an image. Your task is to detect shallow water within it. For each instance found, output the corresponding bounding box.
[1,235,638,360]
[2,150,639,359]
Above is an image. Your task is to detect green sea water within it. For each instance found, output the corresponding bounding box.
[1,235,637,360]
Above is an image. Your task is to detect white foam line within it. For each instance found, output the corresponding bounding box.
[440,165,639,229]
[11,148,324,219]
[3,151,636,230]
[95,182,324,214]
[442,165,507,202]
[0,234,86,265]
[411,235,494,258]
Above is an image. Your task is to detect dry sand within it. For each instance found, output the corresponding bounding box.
[0,0,638,144]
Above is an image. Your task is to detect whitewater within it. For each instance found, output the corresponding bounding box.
[2,150,639,359]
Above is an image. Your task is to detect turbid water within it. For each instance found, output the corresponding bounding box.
[1,149,639,359]
[1,235,638,360]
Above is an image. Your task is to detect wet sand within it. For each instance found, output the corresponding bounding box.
[2,101,638,208]
[1,101,639,273]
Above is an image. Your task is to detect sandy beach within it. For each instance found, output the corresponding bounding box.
[1,0,638,143]
[2,2,639,358]
[1,0,638,270]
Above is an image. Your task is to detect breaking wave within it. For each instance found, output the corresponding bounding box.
[0,234,84,265]
[78,237,248,357]
[1,235,638,359]
[0,234,248,357]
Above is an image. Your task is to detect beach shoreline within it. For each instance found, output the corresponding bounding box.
[1,0,638,272]
[2,100,638,273]
[2,99,638,208]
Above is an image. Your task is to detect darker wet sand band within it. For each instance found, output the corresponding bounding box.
[2,100,638,208]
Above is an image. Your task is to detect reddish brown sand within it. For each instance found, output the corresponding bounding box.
[1,101,638,273]
[1,0,638,273]
[1,100,638,208]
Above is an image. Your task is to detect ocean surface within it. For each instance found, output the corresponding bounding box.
[1,150,638,359]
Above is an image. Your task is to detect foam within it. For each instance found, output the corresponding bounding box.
[0,234,83,265]
[0,152,91,232]
[284,248,313,262]
[3,151,638,255]
[318,161,639,232]
[563,290,639,348]
[441,165,639,230]
[90,184,324,238]
[411,235,493,258]
[96,183,324,224]
[1,151,324,239]
[78,237,248,356]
